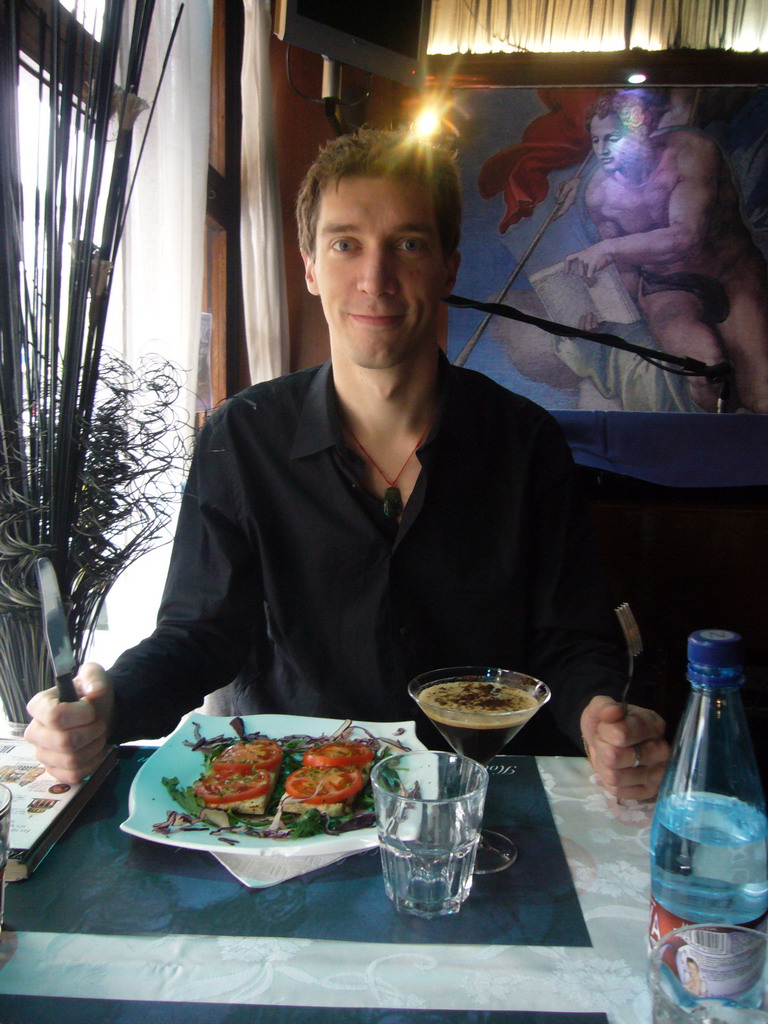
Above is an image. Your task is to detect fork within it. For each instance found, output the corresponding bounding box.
[615,602,643,715]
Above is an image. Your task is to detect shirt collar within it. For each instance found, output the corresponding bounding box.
[435,353,484,449]
[290,351,476,460]
[291,361,343,460]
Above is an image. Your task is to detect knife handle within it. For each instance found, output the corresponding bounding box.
[57,672,78,703]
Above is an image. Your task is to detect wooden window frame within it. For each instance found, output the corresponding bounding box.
[204,0,245,411]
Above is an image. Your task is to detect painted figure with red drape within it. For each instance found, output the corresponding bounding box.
[472,87,768,412]
[477,88,600,232]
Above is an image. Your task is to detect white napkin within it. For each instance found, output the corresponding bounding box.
[211,848,360,888]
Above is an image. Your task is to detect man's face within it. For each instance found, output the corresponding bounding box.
[302,175,460,372]
[590,113,624,172]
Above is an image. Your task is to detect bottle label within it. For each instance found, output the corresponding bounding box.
[650,897,768,945]
[650,898,768,1003]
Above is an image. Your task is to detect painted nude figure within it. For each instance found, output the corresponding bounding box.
[560,91,768,412]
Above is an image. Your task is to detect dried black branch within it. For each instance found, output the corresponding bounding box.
[0,1,189,720]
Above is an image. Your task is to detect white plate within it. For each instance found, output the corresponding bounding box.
[120,714,423,858]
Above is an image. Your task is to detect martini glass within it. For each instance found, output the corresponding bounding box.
[408,666,551,873]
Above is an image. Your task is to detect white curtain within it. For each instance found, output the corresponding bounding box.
[428,0,768,53]
[428,0,626,54]
[89,0,213,669]
[240,0,290,384]
[111,0,212,423]
[630,0,768,51]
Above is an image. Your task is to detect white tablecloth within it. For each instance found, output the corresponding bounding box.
[0,755,655,1022]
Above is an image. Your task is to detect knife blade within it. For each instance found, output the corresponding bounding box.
[35,557,78,702]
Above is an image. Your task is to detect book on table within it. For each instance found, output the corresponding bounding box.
[1,736,118,880]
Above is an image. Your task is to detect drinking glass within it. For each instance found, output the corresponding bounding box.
[650,924,768,1023]
[408,666,550,872]
[0,784,11,933]
[370,750,488,918]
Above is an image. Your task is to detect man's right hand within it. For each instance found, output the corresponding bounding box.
[553,176,580,219]
[24,663,115,783]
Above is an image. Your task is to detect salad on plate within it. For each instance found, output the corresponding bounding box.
[120,714,421,858]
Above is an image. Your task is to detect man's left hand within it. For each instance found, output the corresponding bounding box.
[580,695,669,801]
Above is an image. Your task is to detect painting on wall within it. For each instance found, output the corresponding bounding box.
[447,86,768,414]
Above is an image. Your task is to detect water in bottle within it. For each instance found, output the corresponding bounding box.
[650,629,768,943]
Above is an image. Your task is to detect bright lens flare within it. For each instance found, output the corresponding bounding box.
[412,108,442,138]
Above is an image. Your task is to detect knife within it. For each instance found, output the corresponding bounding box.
[35,557,79,702]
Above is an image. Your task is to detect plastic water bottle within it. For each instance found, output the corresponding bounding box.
[650,629,768,944]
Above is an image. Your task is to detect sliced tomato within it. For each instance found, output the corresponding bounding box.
[284,765,364,806]
[212,738,283,776]
[194,767,271,806]
[303,740,375,769]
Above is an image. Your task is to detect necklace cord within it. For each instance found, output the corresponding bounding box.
[348,423,431,519]
[348,423,430,488]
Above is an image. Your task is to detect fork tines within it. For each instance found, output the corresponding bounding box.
[614,602,643,714]
[615,602,643,657]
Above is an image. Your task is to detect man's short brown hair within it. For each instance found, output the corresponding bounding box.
[296,128,461,258]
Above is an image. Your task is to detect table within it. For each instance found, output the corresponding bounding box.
[0,752,655,1023]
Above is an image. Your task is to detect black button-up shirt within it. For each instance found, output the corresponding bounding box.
[110,358,624,751]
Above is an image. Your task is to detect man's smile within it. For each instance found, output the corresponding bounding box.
[348,311,407,327]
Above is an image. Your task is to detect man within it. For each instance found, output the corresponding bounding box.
[562,90,768,413]
[25,128,668,800]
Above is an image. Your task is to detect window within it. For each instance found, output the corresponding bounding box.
[201,0,245,416]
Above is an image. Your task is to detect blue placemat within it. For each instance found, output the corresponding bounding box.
[0,997,609,1024]
[5,749,589,947]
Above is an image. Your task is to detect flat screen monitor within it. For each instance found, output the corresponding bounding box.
[274,0,432,87]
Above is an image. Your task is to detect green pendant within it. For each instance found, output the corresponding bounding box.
[383,486,403,519]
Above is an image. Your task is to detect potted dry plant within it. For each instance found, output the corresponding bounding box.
[0,1,188,725]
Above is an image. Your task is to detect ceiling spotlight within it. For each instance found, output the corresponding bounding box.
[627,72,647,84]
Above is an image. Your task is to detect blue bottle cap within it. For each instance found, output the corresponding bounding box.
[687,629,743,668]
